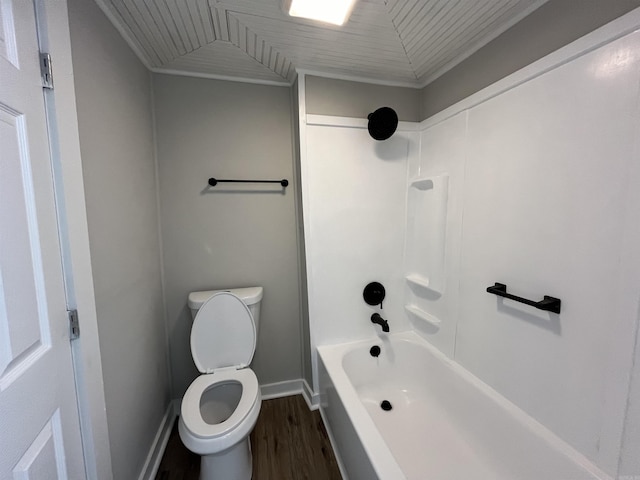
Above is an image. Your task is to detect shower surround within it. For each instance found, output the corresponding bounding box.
[298,8,640,479]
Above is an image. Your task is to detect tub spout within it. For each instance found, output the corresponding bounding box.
[371,313,389,332]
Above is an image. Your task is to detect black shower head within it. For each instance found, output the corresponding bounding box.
[367,107,398,141]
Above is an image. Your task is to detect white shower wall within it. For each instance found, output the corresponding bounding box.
[302,116,419,389]
[301,10,640,479]
[411,19,640,478]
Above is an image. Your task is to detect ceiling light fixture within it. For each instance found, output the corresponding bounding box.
[285,0,357,26]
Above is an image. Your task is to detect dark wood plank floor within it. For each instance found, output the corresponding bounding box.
[155,395,342,480]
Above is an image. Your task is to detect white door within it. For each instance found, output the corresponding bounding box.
[0,0,86,478]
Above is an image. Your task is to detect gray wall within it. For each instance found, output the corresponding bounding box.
[420,0,640,119]
[153,74,302,397]
[305,75,420,121]
[67,1,170,479]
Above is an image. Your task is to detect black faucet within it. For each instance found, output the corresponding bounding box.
[371,313,389,332]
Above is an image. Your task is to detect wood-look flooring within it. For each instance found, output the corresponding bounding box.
[155,395,342,480]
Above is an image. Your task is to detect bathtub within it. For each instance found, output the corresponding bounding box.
[318,331,610,480]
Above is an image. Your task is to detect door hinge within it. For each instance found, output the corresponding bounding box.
[40,52,53,89]
[68,309,79,340]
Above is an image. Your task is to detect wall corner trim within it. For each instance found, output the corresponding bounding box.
[150,68,291,86]
[259,378,319,410]
[301,379,320,411]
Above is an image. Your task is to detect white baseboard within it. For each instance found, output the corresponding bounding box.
[137,401,177,480]
[259,379,320,411]
[260,379,303,400]
[301,379,320,411]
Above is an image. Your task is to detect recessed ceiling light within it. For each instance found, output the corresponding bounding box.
[286,0,357,26]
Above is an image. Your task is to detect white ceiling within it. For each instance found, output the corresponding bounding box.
[95,0,548,87]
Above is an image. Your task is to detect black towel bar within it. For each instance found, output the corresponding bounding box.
[486,282,561,314]
[208,178,288,187]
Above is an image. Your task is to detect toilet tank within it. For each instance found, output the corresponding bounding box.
[187,286,263,332]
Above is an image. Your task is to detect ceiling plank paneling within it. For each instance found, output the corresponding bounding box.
[106,0,165,65]
[162,41,289,82]
[96,0,549,86]
[168,0,198,50]
[113,0,169,64]
[133,0,181,60]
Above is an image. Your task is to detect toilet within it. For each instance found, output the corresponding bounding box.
[179,287,263,480]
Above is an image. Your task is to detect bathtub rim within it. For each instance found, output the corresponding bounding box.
[317,330,612,480]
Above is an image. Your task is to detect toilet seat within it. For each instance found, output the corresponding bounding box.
[181,368,260,440]
[190,292,256,373]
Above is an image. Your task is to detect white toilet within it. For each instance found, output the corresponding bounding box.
[179,287,263,480]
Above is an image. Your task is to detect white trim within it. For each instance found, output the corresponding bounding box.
[290,79,315,412]
[305,115,366,128]
[92,0,153,70]
[617,302,640,480]
[419,6,640,129]
[296,68,421,89]
[150,68,291,87]
[137,403,176,480]
[297,73,321,395]
[318,408,350,480]
[34,1,113,478]
[289,68,299,86]
[301,379,319,411]
[306,114,420,131]
[260,379,303,400]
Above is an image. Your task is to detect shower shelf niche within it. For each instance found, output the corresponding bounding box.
[405,274,430,289]
[409,177,435,189]
[404,174,449,295]
[405,304,441,328]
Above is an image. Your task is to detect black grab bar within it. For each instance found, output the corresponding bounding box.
[208,178,288,187]
[486,283,561,314]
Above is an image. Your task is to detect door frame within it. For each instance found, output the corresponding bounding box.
[34,1,112,478]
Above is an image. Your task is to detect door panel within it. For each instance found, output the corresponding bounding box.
[0,0,86,478]
[0,105,51,389]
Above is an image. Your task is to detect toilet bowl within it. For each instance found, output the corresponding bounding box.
[179,288,263,480]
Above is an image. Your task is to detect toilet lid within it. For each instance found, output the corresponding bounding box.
[190,292,256,373]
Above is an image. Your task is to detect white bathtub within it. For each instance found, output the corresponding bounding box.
[318,331,610,480]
